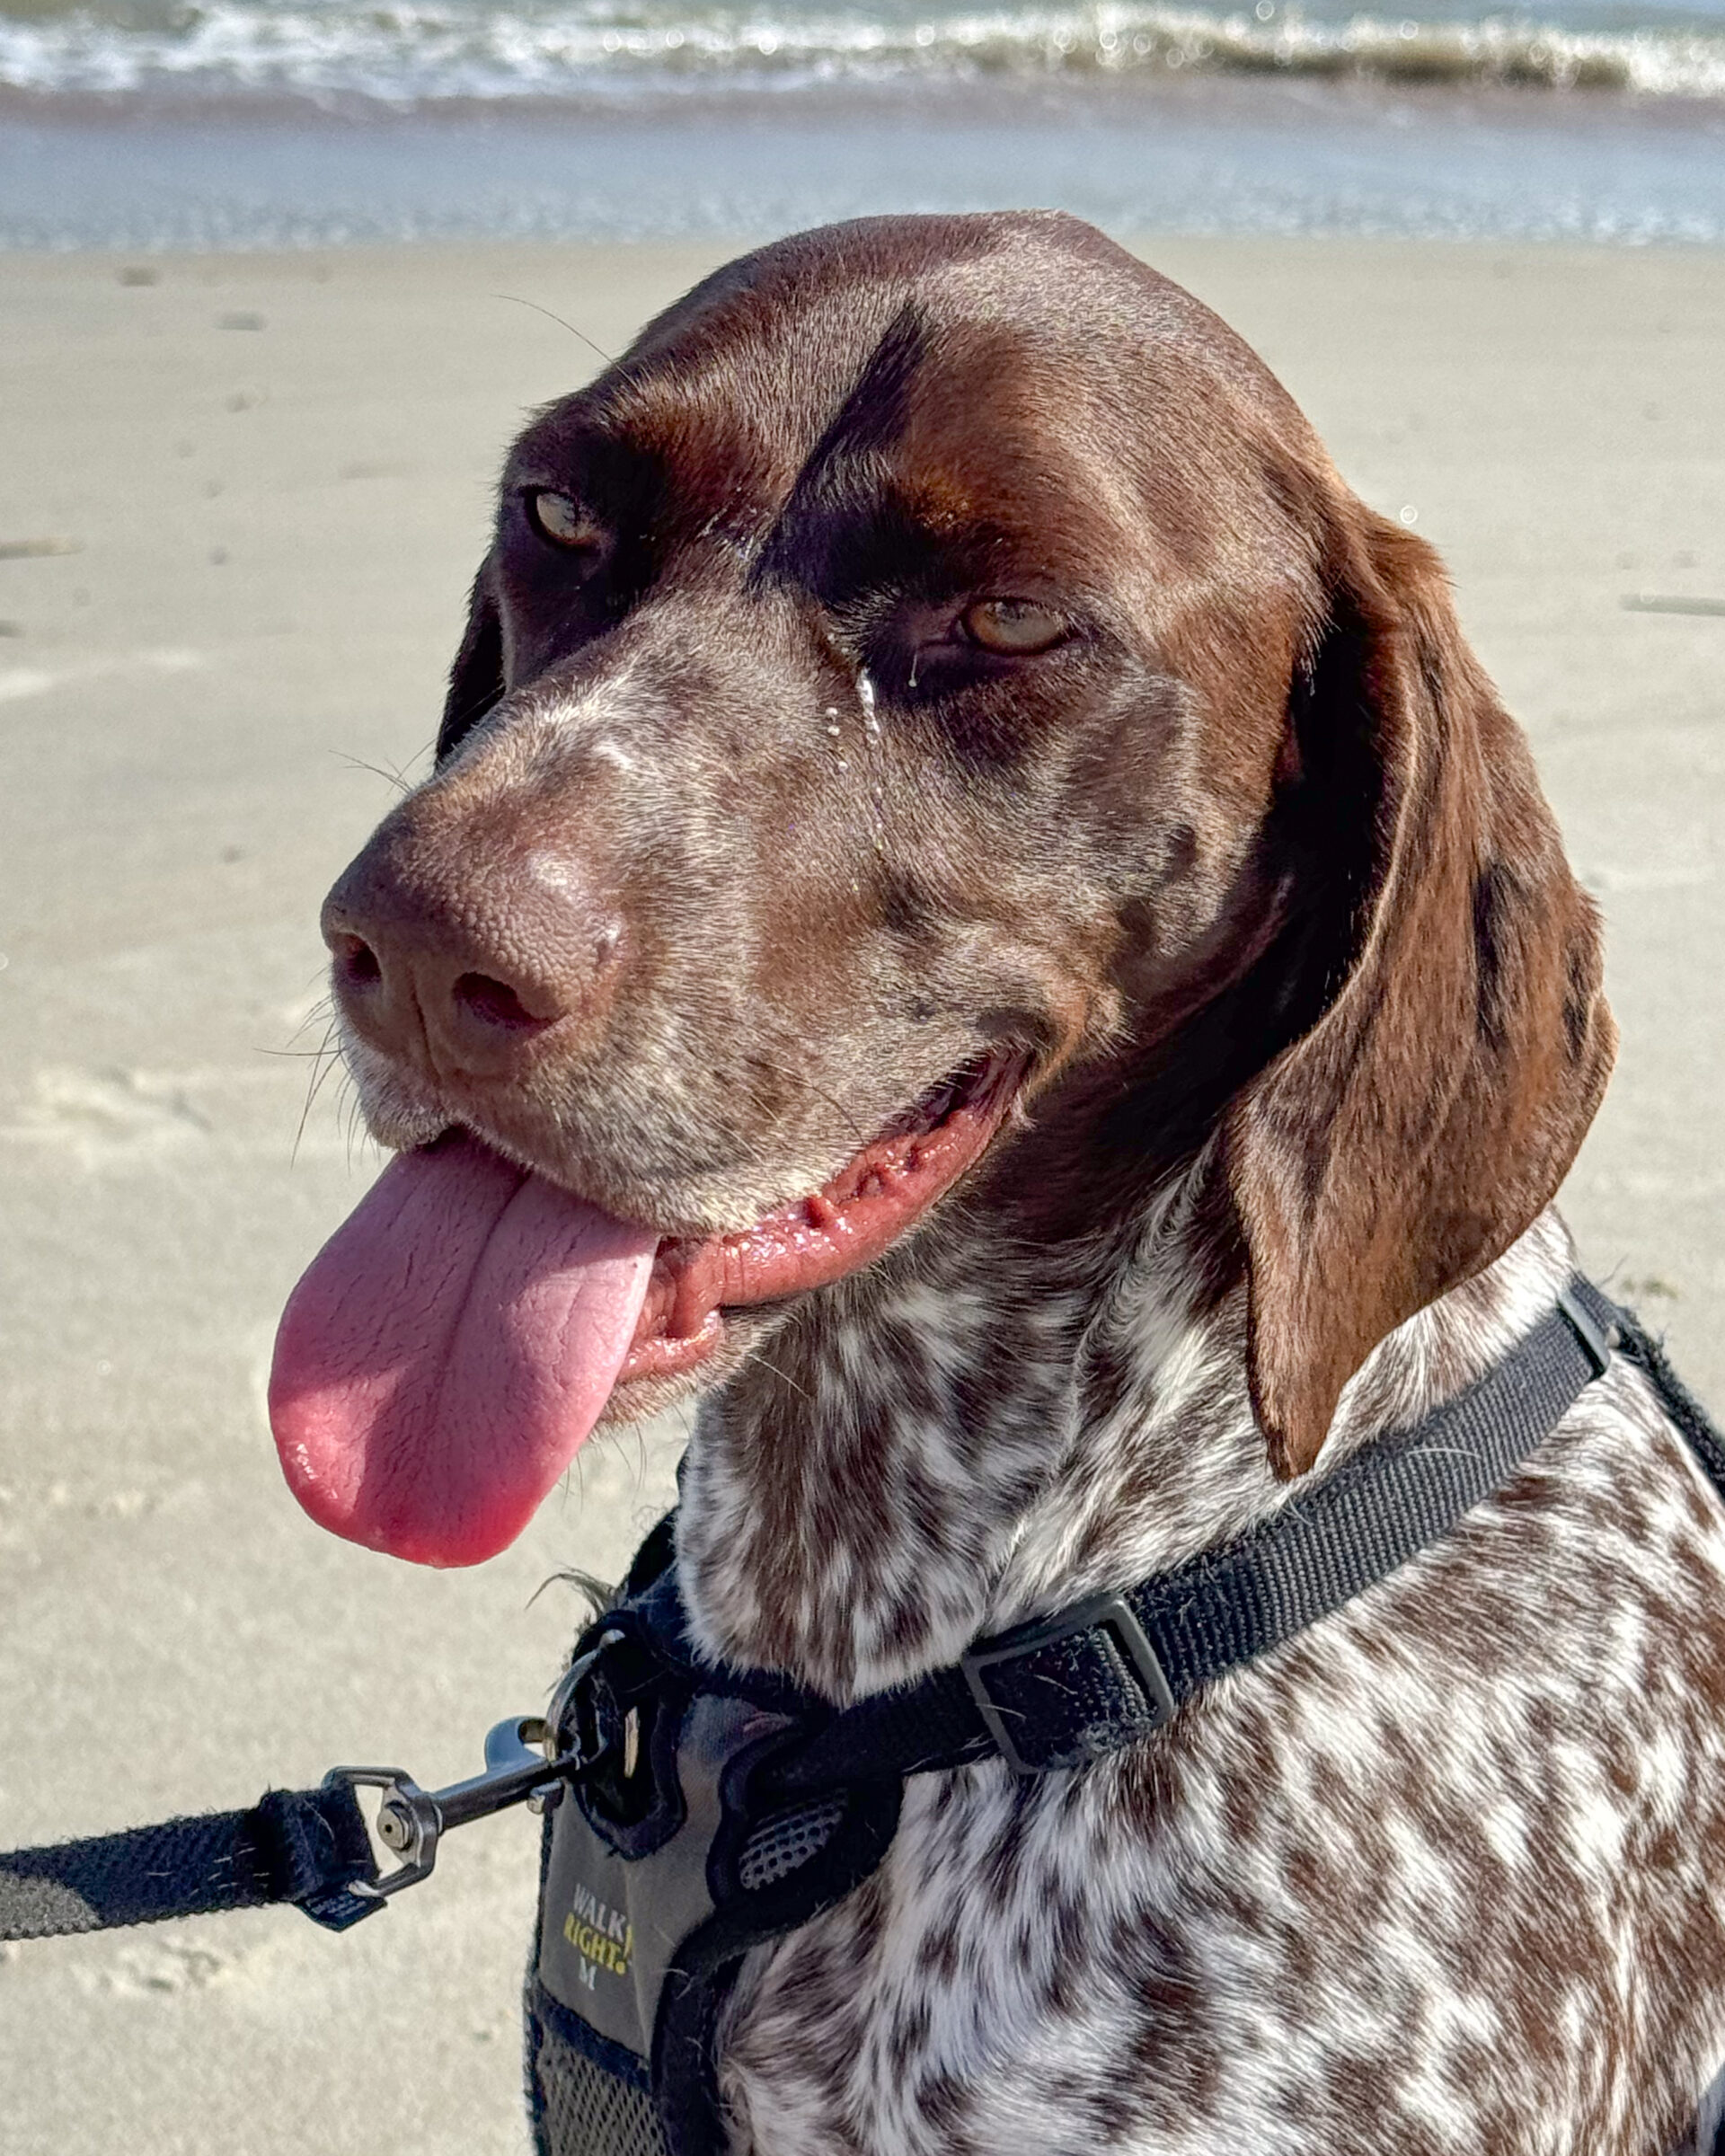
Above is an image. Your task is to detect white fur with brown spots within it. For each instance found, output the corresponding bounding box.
[694,1203,1725,2155]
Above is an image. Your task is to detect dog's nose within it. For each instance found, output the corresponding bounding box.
[322,835,624,1079]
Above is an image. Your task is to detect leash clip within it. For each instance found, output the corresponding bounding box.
[544,1628,631,1772]
[329,1633,630,1904]
[328,1717,562,1903]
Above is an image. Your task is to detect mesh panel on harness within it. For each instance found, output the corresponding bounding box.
[736,1798,847,1893]
[532,2023,667,2156]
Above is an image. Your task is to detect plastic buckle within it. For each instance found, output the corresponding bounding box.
[1558,1286,1614,1381]
[960,1593,1177,1775]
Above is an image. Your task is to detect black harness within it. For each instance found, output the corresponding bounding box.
[6,1279,1724,2156]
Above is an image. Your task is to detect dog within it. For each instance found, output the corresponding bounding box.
[269,212,1725,2153]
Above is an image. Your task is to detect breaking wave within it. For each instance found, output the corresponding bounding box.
[3,0,1723,104]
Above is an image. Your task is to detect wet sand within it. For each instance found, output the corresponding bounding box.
[6,81,1725,251]
[2,235,1722,2154]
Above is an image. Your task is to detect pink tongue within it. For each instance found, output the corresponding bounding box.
[268,1135,657,1568]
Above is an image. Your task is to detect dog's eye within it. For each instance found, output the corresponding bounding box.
[960,598,1066,656]
[526,489,598,549]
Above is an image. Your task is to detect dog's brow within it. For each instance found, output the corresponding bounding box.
[804,305,930,473]
[752,305,932,585]
[506,418,660,515]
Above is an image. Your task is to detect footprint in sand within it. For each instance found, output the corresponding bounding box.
[82,1939,234,1998]
[0,648,208,707]
[0,667,57,704]
[2,1067,212,1168]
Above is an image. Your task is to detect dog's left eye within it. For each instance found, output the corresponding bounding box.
[960,598,1066,656]
[526,489,599,549]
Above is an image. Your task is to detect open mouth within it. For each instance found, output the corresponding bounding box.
[622,1055,1022,1382]
[268,1053,1023,1568]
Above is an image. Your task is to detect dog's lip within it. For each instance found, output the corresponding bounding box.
[451,1052,1026,1386]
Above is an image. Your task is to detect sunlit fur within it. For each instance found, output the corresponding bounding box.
[688,1198,1725,2155]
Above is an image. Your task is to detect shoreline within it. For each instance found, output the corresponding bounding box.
[4,75,1725,249]
[5,0,1725,108]
[8,70,1725,126]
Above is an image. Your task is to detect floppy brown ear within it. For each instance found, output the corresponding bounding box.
[436,559,505,760]
[1223,505,1615,1478]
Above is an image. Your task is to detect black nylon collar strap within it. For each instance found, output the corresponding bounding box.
[762,1278,1619,1794]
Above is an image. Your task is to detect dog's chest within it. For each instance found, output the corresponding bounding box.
[712,1403,1725,2156]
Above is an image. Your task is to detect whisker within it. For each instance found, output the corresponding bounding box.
[334,750,412,797]
[341,1077,368,1172]
[291,1024,343,1165]
[720,1048,875,1159]
[739,1347,812,1402]
[279,993,336,1051]
[494,292,615,369]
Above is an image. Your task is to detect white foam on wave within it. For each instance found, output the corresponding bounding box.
[3,0,1723,101]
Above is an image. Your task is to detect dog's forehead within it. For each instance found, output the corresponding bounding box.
[518,298,1082,506]
[509,216,1295,538]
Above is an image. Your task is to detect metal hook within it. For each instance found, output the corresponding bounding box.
[327,1632,631,1904]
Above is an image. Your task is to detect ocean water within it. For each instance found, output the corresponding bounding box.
[2,0,1723,244]
[5,0,1724,102]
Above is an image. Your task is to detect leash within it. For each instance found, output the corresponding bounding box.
[0,1651,623,1943]
[6,1276,1708,2156]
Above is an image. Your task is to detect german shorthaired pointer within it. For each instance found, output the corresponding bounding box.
[270,214,1725,2152]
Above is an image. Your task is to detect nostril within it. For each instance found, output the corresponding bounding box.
[332,933,382,990]
[453,970,549,1033]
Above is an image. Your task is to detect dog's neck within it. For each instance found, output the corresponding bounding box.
[676,1158,1576,1701]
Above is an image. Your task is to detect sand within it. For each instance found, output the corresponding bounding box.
[2,235,1722,2155]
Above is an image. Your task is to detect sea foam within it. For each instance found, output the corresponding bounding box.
[3,0,1723,103]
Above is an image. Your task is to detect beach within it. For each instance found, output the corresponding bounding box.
[2,234,1722,2152]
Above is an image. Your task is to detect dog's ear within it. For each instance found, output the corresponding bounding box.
[1223,503,1615,1479]
[437,558,505,760]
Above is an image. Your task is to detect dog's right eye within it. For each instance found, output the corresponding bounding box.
[526,489,599,550]
[960,597,1067,657]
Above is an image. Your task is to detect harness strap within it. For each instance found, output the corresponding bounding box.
[765,1278,1620,1789]
[0,1782,382,1942]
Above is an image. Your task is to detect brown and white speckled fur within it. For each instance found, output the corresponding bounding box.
[694,1199,1725,2155]
[318,212,1725,2153]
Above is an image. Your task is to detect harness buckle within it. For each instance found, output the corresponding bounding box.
[1558,1286,1614,1381]
[961,1593,1177,1775]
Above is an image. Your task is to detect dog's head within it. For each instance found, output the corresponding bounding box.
[270,213,1613,1565]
